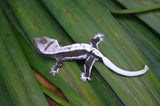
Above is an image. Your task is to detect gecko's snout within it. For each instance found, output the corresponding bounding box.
[34,37,39,42]
[34,37,41,45]
[34,38,41,49]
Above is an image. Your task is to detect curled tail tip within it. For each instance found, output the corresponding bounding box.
[137,65,149,76]
[144,65,149,72]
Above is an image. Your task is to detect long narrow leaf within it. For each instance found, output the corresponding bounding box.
[116,0,160,34]
[111,3,160,14]
[39,82,71,106]
[0,9,48,106]
[0,76,14,106]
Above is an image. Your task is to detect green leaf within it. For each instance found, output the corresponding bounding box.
[116,0,160,34]
[110,3,160,14]
[0,9,48,106]
[0,76,14,106]
[39,82,71,106]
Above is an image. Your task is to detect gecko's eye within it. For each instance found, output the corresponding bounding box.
[40,39,47,44]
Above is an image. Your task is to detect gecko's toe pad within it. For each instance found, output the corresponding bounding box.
[80,72,92,82]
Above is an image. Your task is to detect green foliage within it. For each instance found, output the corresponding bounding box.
[0,8,48,106]
[0,0,160,105]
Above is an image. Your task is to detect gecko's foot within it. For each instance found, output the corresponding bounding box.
[80,72,92,82]
[94,33,104,41]
[49,67,59,76]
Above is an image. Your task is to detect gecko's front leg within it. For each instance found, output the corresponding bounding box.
[50,60,62,76]
[90,33,104,49]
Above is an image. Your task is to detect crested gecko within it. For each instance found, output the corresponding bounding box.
[34,33,149,81]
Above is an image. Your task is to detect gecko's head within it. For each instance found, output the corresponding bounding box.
[34,36,59,53]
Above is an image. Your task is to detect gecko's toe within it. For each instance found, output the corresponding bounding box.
[52,73,56,76]
[80,72,92,82]
[80,72,86,82]
[80,77,86,82]
[100,37,104,41]
[49,70,53,74]
[49,70,58,76]
[87,77,92,81]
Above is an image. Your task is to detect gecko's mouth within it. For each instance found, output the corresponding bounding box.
[44,41,54,51]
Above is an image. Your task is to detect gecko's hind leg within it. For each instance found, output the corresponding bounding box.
[80,55,96,82]
[50,60,62,76]
[90,33,104,49]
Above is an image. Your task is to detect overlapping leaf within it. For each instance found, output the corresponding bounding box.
[0,9,48,106]
[116,0,160,34]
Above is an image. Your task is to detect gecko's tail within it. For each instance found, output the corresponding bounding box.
[102,56,149,76]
